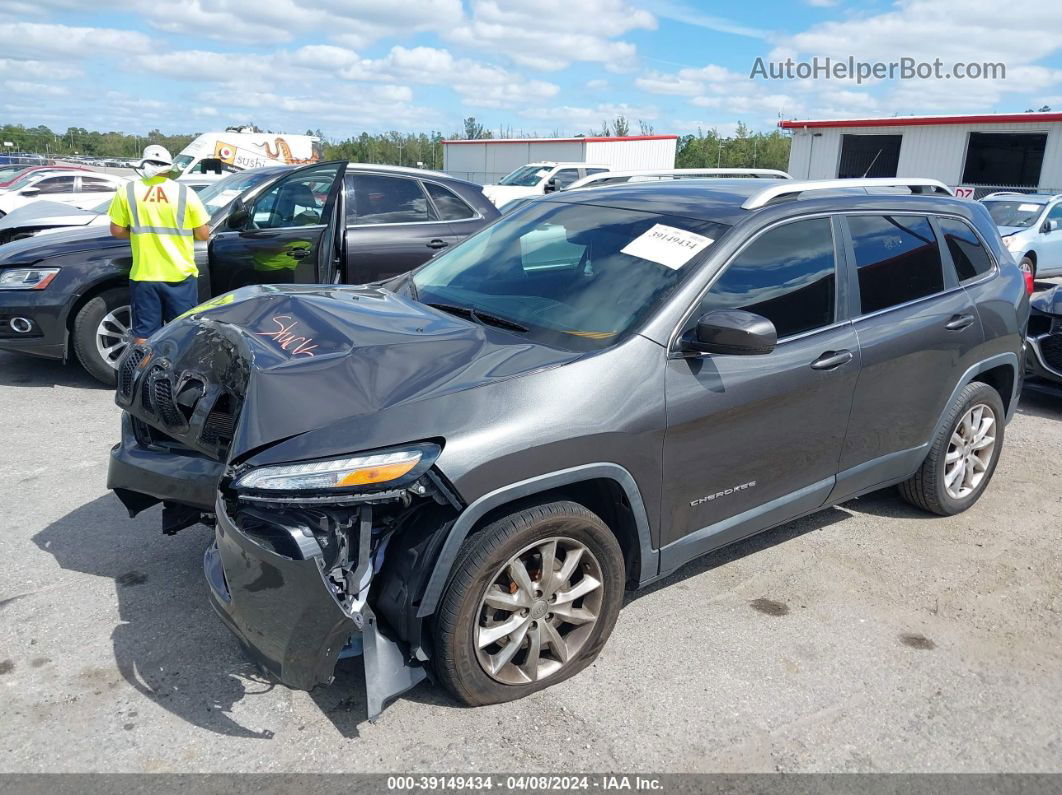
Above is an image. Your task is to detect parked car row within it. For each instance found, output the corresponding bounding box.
[1,162,1055,720]
[0,163,498,382]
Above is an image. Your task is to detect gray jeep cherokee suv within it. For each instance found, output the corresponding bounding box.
[107,177,1028,718]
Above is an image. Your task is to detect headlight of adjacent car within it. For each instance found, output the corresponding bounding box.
[0,267,60,290]
[1002,235,1024,251]
[232,443,440,495]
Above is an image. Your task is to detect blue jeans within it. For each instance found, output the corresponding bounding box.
[130,277,198,338]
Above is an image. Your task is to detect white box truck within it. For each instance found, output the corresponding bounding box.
[170,130,323,185]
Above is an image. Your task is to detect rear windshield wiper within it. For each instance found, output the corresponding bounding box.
[427,303,529,333]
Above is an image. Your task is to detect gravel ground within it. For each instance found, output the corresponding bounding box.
[1,289,1060,773]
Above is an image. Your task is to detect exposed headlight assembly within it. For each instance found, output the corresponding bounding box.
[232,443,440,499]
[0,267,59,290]
[1002,235,1024,251]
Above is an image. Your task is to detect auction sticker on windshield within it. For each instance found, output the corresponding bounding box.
[621,224,714,269]
[1018,203,1040,212]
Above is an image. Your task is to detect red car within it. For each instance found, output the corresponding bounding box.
[0,164,92,189]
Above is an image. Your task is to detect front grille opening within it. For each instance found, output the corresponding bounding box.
[1040,334,1062,373]
[1028,314,1052,337]
[153,377,183,427]
[200,393,239,450]
[118,349,145,398]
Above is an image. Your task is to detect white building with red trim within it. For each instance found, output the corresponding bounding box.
[442,135,678,185]
[781,112,1062,197]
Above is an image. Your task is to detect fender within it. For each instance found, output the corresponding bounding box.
[415,463,658,618]
[934,351,1021,433]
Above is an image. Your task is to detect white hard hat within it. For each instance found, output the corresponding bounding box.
[138,144,173,167]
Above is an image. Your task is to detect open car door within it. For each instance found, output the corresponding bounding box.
[208,161,347,294]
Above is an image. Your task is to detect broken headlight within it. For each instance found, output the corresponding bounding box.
[232,443,440,498]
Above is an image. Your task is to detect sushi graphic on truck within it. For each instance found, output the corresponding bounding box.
[170,130,322,183]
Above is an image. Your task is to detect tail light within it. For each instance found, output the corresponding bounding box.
[1023,268,1035,295]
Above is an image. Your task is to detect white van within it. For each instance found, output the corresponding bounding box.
[170,130,323,186]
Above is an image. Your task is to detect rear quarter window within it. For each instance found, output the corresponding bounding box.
[937,217,993,282]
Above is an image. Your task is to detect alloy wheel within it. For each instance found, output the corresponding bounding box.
[475,536,604,685]
[944,403,997,499]
[95,304,132,371]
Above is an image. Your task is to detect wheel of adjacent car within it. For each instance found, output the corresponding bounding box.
[72,286,131,386]
[1019,256,1036,281]
[899,381,1005,516]
[432,500,625,706]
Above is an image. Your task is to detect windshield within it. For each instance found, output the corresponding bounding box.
[169,154,195,177]
[412,201,729,351]
[498,165,551,187]
[983,200,1046,228]
[196,169,278,218]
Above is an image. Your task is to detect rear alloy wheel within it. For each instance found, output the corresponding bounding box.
[433,500,624,706]
[72,286,130,386]
[899,381,1005,515]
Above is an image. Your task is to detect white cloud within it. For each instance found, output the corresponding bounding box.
[0,22,150,60]
[0,58,81,80]
[135,44,558,110]
[3,80,68,96]
[446,0,655,70]
[644,0,769,39]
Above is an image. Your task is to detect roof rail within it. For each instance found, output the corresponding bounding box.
[567,167,791,191]
[741,178,953,210]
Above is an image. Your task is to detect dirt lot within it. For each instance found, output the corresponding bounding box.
[1,302,1060,773]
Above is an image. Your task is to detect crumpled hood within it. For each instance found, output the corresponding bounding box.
[145,283,580,460]
[0,224,124,264]
[0,200,97,231]
[1031,285,1062,317]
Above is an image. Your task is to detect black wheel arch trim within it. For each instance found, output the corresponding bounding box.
[935,352,1021,436]
[415,463,658,618]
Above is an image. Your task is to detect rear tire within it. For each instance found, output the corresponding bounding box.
[72,286,130,386]
[899,382,1005,516]
[432,500,625,706]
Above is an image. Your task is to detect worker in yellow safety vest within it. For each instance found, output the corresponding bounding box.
[109,145,211,343]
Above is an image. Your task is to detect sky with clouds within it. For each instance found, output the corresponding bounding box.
[1,0,1060,140]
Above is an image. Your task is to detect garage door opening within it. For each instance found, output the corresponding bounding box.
[962,132,1046,187]
[837,134,902,178]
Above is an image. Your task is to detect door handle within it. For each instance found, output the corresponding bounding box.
[289,248,310,259]
[945,313,976,331]
[427,239,449,249]
[810,349,854,370]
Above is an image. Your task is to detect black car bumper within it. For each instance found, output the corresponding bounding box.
[1025,332,1062,386]
[0,288,71,359]
[107,412,224,514]
[205,501,358,691]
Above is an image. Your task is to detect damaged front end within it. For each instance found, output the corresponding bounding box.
[104,284,501,719]
[209,446,462,719]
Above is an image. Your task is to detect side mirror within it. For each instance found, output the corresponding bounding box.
[20,187,40,197]
[227,201,249,230]
[680,309,777,355]
[543,177,558,193]
[1044,219,1060,234]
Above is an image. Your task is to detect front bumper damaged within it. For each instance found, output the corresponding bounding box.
[206,496,428,720]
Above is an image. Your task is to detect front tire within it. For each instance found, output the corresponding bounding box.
[1019,256,1036,282]
[899,382,1005,516]
[72,287,131,386]
[432,500,625,706]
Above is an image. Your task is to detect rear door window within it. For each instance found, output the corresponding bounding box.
[847,215,944,314]
[32,176,77,194]
[424,181,476,220]
[937,217,993,282]
[80,177,117,193]
[350,174,437,225]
